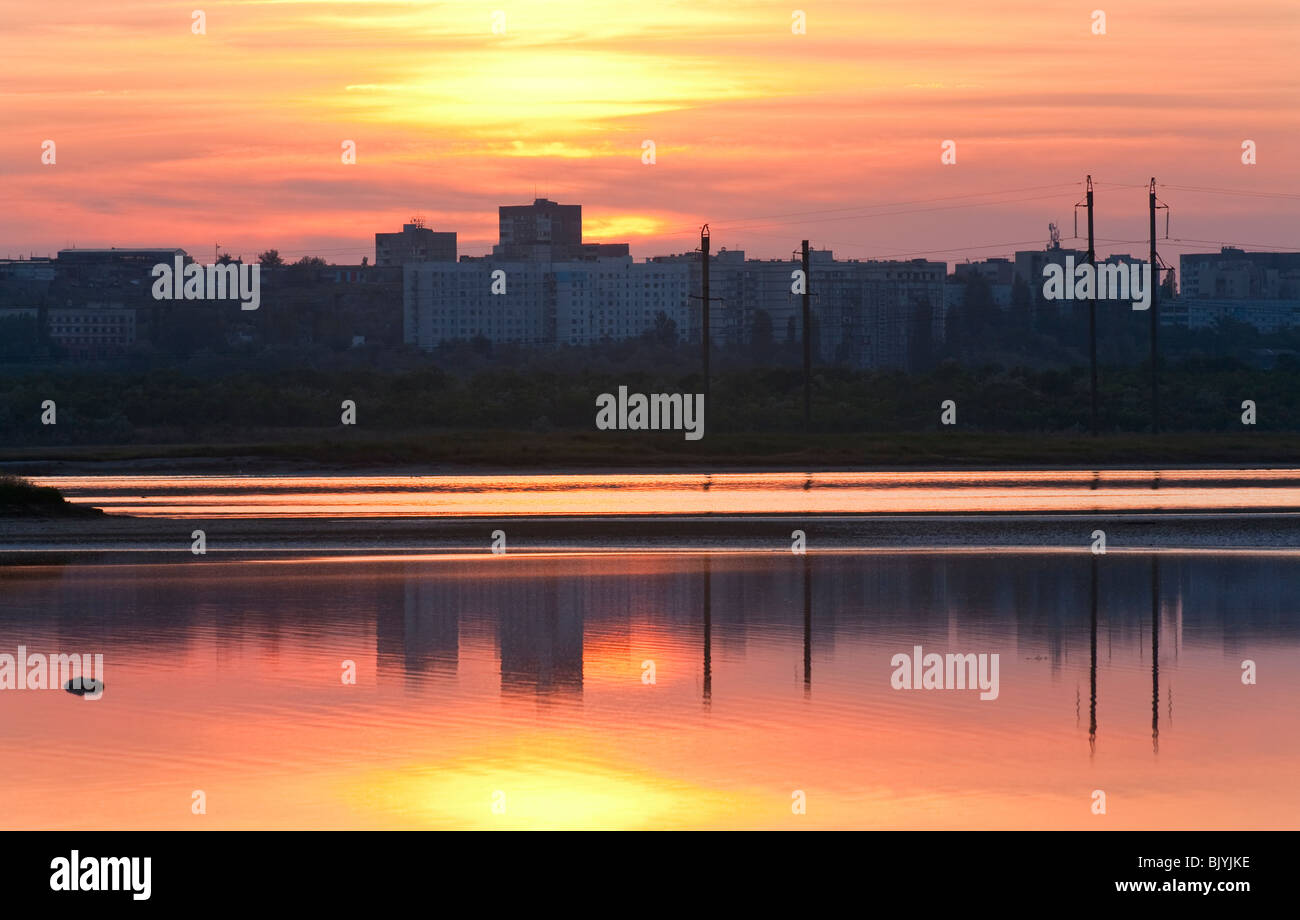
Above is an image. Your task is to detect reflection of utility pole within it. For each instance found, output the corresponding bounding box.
[1089,554,1098,756]
[702,554,712,707]
[803,553,812,695]
[1151,556,1160,754]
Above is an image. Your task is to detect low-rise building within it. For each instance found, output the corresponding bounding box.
[47,306,137,356]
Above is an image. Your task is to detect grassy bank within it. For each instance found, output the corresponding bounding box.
[0,475,103,516]
[4,429,1300,472]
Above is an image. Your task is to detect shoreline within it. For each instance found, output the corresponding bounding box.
[6,430,1300,476]
[8,457,1300,479]
[4,510,1299,560]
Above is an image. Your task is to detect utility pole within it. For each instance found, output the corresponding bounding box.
[801,239,811,429]
[701,225,711,407]
[1149,178,1159,433]
[1085,176,1097,435]
[689,225,723,409]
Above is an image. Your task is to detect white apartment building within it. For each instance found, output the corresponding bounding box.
[404,257,691,349]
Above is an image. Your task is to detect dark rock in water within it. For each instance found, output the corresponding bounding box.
[64,677,104,696]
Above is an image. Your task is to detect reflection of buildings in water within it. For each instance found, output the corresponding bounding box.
[381,563,587,693]
[499,578,584,695]
[365,552,1292,717]
[685,552,1263,759]
[377,568,457,682]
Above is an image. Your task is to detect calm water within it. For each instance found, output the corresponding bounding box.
[1,551,1296,829]
[32,469,1300,517]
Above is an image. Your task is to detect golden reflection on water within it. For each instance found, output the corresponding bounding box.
[351,737,759,831]
[34,469,1300,517]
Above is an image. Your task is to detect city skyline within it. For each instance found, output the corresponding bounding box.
[2,190,1290,273]
[2,0,1297,263]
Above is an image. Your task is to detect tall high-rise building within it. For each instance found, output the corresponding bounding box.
[497,199,581,256]
[494,198,628,261]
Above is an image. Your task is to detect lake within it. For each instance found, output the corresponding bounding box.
[1,549,1295,829]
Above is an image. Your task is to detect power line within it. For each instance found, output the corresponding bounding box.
[855,239,1067,261]
[1160,184,1300,202]
[683,181,1082,232]
[1168,237,1300,251]
[708,190,1078,235]
[1095,236,1300,251]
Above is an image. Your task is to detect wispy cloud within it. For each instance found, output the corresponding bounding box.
[0,0,1296,262]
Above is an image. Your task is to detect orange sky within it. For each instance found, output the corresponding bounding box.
[1,0,1297,264]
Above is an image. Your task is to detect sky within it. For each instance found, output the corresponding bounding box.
[1,0,1297,266]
